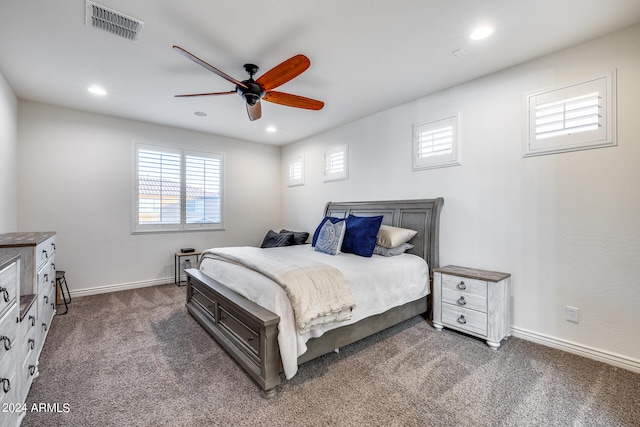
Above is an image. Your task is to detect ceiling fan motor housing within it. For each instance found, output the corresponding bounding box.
[237,80,264,105]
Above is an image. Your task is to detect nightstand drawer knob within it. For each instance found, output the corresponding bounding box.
[457,296,466,306]
[456,281,466,290]
[457,315,466,325]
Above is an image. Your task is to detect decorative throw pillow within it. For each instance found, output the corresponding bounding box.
[279,229,310,245]
[341,215,384,257]
[376,225,418,249]
[373,243,414,257]
[312,217,344,246]
[260,230,294,248]
[314,219,346,255]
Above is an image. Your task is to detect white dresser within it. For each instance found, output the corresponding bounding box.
[433,265,511,349]
[0,232,57,426]
[0,254,20,427]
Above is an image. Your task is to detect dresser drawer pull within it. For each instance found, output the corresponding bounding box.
[42,323,48,332]
[1,335,11,351]
[29,315,35,326]
[29,365,36,376]
[247,336,254,342]
[44,295,49,304]
[1,378,10,393]
[456,281,466,290]
[28,338,35,350]
[0,287,8,302]
[457,315,467,325]
[457,296,466,306]
[42,249,48,258]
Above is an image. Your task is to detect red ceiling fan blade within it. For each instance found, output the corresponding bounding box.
[256,54,310,91]
[173,46,247,89]
[263,91,324,110]
[174,91,236,97]
[246,101,262,121]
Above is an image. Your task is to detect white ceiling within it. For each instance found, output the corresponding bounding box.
[1,1,639,146]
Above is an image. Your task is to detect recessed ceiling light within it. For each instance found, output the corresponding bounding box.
[88,85,107,96]
[266,126,277,133]
[470,26,494,40]
[194,111,207,117]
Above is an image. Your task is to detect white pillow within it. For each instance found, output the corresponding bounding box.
[376,225,418,249]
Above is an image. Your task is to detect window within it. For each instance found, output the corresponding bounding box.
[133,143,223,233]
[413,115,460,170]
[324,144,348,182]
[524,70,616,157]
[287,155,304,187]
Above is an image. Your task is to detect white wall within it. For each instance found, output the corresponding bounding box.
[281,25,640,367]
[18,101,281,295]
[0,71,18,231]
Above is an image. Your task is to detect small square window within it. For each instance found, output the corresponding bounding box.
[287,155,304,187]
[524,70,616,157]
[413,115,460,170]
[324,144,348,182]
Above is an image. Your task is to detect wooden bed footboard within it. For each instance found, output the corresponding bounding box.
[185,268,281,398]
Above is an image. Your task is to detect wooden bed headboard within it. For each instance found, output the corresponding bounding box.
[324,198,444,273]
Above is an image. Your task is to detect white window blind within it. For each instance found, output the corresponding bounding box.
[524,71,616,157]
[413,115,460,170]
[324,144,348,182]
[133,143,224,233]
[287,156,304,187]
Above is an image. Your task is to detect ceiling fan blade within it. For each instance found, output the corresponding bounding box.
[256,54,310,91]
[246,101,262,121]
[174,91,236,97]
[263,91,324,110]
[173,46,247,89]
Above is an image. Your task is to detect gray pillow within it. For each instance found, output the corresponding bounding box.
[261,230,294,248]
[373,243,414,257]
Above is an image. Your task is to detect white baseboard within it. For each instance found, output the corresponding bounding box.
[511,326,640,373]
[69,277,175,298]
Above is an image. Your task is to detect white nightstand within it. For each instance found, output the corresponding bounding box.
[432,265,511,349]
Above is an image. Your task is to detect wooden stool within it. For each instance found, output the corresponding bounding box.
[55,270,71,315]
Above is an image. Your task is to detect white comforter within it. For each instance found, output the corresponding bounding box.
[200,247,356,334]
[198,245,429,379]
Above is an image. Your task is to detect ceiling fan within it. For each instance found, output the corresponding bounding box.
[173,46,324,121]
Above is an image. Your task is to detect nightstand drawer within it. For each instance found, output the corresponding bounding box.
[441,274,487,297]
[442,287,486,312]
[442,304,487,336]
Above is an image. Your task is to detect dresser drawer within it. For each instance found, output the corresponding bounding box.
[35,236,56,270]
[0,262,18,316]
[0,305,18,367]
[441,304,487,336]
[442,287,487,312]
[37,259,55,294]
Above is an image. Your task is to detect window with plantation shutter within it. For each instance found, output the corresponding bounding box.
[413,115,460,170]
[133,143,224,233]
[524,70,616,157]
[324,144,348,182]
[287,155,304,187]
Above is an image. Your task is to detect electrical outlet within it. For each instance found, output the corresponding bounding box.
[566,306,580,323]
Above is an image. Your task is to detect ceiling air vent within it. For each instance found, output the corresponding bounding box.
[85,1,144,42]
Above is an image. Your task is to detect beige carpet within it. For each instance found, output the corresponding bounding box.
[22,284,640,426]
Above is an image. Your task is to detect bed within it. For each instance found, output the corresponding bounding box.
[185,198,444,398]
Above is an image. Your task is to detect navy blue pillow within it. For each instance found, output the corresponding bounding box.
[312,217,344,247]
[342,215,384,257]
